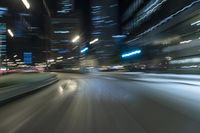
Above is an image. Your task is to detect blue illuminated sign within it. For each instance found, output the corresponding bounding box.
[122,50,141,58]
[80,47,88,53]
[0,7,8,17]
[0,23,6,58]
[24,52,32,64]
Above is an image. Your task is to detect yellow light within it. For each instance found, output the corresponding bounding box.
[72,35,80,43]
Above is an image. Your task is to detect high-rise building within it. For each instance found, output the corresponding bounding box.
[57,0,74,16]
[47,0,82,68]
[0,0,51,69]
[119,0,200,70]
[0,7,8,69]
[90,0,120,65]
[0,23,7,68]
[121,0,197,40]
[49,15,81,67]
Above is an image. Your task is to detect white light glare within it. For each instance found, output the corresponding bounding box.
[90,38,99,44]
[180,40,192,44]
[57,56,63,60]
[58,86,64,95]
[14,55,18,58]
[122,50,141,58]
[47,59,55,63]
[22,0,30,9]
[72,35,80,43]
[7,29,14,37]
[54,31,70,34]
[191,20,200,26]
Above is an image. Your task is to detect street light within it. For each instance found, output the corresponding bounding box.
[7,29,14,37]
[13,55,18,58]
[22,0,30,9]
[72,35,80,43]
[57,56,63,60]
[89,38,99,45]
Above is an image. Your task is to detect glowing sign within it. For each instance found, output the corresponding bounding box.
[80,47,89,53]
[122,50,141,58]
[24,52,32,64]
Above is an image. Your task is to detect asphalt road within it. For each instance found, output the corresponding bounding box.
[0,73,200,133]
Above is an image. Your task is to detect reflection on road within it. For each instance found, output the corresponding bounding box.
[58,79,78,95]
[0,73,200,133]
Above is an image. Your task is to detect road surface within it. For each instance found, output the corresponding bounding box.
[0,73,200,133]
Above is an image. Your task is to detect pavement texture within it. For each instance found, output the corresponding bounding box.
[0,73,56,88]
[0,73,57,102]
[0,73,199,133]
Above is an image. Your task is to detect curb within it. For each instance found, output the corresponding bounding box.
[0,77,59,104]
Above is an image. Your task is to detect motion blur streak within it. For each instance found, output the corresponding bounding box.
[0,73,200,133]
[21,0,30,9]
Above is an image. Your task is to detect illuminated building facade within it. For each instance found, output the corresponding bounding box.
[120,0,200,70]
[0,7,8,69]
[90,0,120,65]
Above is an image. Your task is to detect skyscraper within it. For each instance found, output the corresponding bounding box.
[0,7,7,69]
[48,0,82,68]
[90,0,119,65]
[57,0,74,15]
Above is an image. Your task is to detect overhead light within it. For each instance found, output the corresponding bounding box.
[47,59,55,63]
[57,56,63,60]
[7,29,14,37]
[22,0,30,9]
[191,20,200,26]
[112,35,127,38]
[72,35,80,43]
[90,38,99,44]
[14,55,18,58]
[54,31,70,34]
[180,40,192,44]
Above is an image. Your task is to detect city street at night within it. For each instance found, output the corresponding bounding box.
[0,73,200,133]
[1,0,200,132]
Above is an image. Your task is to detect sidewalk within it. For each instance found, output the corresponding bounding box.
[0,73,58,102]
